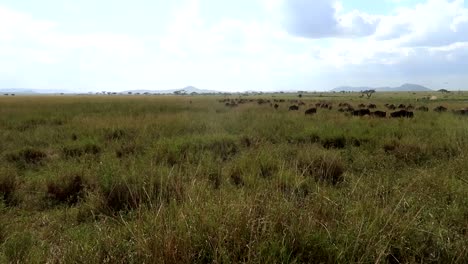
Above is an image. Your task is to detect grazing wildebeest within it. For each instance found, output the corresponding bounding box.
[225,102,238,107]
[353,109,371,116]
[453,109,468,115]
[391,110,414,118]
[434,106,448,112]
[298,101,306,106]
[358,103,366,108]
[386,104,396,110]
[371,110,387,118]
[289,105,299,111]
[304,108,317,115]
[368,104,377,109]
[406,104,414,110]
[398,104,406,109]
[416,106,429,111]
[274,104,279,109]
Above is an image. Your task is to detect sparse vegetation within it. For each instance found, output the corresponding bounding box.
[0,94,467,263]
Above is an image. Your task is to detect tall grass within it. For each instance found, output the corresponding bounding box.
[0,94,467,263]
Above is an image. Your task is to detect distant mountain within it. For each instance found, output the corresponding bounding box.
[0,88,75,94]
[122,86,220,94]
[331,83,433,92]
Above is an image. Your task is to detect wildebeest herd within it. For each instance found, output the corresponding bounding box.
[218,98,468,118]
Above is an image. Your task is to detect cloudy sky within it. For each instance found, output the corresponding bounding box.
[1,0,468,92]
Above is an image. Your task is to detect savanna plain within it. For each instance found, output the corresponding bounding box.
[0,92,467,263]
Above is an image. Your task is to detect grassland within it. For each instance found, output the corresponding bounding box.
[0,92,467,263]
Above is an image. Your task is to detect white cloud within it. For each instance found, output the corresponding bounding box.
[280,0,380,38]
[1,0,468,91]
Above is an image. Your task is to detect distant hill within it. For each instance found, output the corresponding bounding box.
[331,83,433,92]
[0,88,75,94]
[122,86,219,94]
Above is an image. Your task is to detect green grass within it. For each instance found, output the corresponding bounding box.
[0,93,467,263]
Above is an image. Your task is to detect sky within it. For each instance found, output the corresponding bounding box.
[1,0,468,92]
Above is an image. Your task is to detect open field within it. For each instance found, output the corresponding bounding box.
[0,92,467,263]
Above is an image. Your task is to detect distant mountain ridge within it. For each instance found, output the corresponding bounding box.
[122,86,220,94]
[331,83,433,92]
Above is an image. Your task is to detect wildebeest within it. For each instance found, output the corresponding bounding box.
[406,104,414,110]
[398,104,406,109]
[390,110,414,118]
[304,108,317,115]
[416,106,429,112]
[358,103,366,108]
[353,109,371,116]
[367,104,377,109]
[386,104,396,110]
[453,108,468,115]
[225,102,238,107]
[289,105,299,111]
[371,110,387,118]
[274,104,279,109]
[434,106,448,112]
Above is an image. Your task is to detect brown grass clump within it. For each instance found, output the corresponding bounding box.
[0,171,17,206]
[5,148,47,169]
[299,154,345,185]
[46,175,85,205]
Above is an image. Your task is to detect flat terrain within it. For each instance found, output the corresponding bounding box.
[0,92,467,263]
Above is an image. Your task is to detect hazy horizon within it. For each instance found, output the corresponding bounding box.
[1,0,468,92]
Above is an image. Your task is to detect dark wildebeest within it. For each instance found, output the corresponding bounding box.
[398,104,406,109]
[353,109,371,116]
[417,106,429,112]
[391,110,414,118]
[434,106,448,112]
[289,105,299,111]
[406,104,414,110]
[368,104,377,109]
[274,104,279,109]
[453,109,467,115]
[386,104,396,110]
[371,110,387,118]
[304,108,317,115]
[358,103,366,108]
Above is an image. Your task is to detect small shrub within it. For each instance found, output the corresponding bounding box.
[46,175,85,205]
